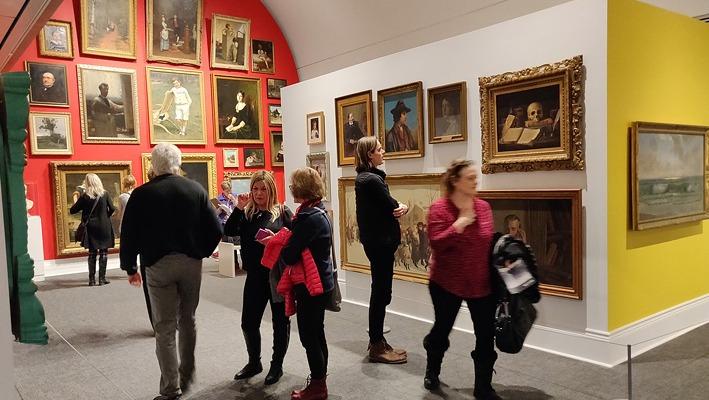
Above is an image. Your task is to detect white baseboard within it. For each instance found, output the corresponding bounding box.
[40,254,121,278]
[341,279,709,367]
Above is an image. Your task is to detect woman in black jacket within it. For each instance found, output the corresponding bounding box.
[354,136,408,364]
[281,167,334,400]
[70,173,116,286]
[224,171,292,385]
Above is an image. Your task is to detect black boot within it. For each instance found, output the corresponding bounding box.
[265,320,289,385]
[98,250,110,285]
[423,335,448,390]
[234,330,262,380]
[472,350,501,400]
[87,252,97,286]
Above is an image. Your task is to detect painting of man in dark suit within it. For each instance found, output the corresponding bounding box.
[89,83,125,137]
[27,62,68,106]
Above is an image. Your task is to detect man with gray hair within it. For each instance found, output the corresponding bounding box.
[120,143,222,400]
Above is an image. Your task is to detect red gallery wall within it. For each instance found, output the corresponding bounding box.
[6,0,299,260]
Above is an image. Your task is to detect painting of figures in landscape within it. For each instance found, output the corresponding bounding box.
[147,0,202,65]
[339,174,440,283]
[632,122,709,230]
[29,112,73,155]
[80,0,136,59]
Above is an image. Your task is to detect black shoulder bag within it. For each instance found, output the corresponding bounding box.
[75,196,100,243]
[316,208,342,312]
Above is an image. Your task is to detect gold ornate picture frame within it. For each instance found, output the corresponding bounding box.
[146,0,203,65]
[335,90,373,166]
[224,171,254,195]
[377,81,425,160]
[141,152,217,198]
[479,55,584,173]
[79,0,136,59]
[631,122,709,230]
[51,161,132,256]
[210,14,250,71]
[28,111,73,155]
[38,20,74,59]
[212,74,263,144]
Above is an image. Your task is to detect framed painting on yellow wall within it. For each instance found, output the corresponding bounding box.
[479,55,584,173]
[630,122,709,230]
[79,0,136,59]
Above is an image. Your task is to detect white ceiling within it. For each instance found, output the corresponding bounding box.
[263,0,709,80]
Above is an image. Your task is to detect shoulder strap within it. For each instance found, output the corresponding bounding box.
[86,195,100,219]
[313,207,337,272]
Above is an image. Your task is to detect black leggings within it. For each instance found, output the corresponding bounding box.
[294,284,328,379]
[363,243,396,343]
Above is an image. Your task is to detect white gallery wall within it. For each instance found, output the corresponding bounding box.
[282,0,608,363]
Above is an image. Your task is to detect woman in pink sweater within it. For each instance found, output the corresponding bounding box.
[423,159,500,400]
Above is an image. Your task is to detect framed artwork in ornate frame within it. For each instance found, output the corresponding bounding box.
[335,90,373,166]
[212,74,263,144]
[79,0,136,59]
[223,149,239,168]
[141,152,217,198]
[307,152,330,202]
[307,111,325,145]
[224,171,254,195]
[50,161,131,256]
[210,14,250,71]
[270,131,284,167]
[268,104,282,126]
[28,111,73,155]
[427,82,466,144]
[251,39,274,74]
[38,20,73,58]
[147,0,203,65]
[338,173,441,283]
[477,189,583,299]
[267,78,286,99]
[244,147,265,168]
[479,55,584,173]
[630,122,709,230]
[146,66,206,144]
[26,61,69,107]
[377,81,424,160]
[77,64,139,144]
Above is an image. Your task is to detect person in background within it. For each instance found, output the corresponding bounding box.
[354,136,408,364]
[504,214,527,243]
[117,174,136,235]
[423,159,500,400]
[120,143,222,400]
[280,167,334,400]
[224,171,292,385]
[70,173,116,287]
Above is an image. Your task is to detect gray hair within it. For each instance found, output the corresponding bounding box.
[151,143,182,175]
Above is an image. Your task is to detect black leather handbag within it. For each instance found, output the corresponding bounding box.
[494,294,537,354]
[75,196,100,243]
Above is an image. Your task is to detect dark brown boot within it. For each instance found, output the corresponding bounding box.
[382,337,407,356]
[291,375,327,400]
[368,340,407,364]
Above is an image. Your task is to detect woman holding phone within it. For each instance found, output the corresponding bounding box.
[224,171,293,385]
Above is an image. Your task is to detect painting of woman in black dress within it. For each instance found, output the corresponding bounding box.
[212,75,263,144]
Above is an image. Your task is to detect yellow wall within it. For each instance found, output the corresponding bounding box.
[608,0,709,330]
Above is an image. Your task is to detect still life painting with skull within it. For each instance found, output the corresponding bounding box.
[495,84,562,152]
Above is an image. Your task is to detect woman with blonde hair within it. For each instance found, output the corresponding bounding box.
[70,173,116,286]
[224,170,293,385]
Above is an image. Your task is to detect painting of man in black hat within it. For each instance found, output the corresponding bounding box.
[385,100,416,152]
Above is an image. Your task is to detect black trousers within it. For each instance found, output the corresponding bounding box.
[241,268,290,364]
[140,264,154,327]
[425,281,496,362]
[363,243,396,343]
[294,284,328,379]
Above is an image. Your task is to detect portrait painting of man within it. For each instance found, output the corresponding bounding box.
[78,64,139,143]
[335,90,373,166]
[80,0,136,59]
[147,0,203,65]
[26,62,69,107]
[210,14,249,70]
[377,81,424,160]
[427,82,467,143]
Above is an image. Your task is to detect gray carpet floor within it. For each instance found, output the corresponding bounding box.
[13,260,709,400]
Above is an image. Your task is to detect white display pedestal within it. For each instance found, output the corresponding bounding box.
[217,241,238,278]
[27,215,45,282]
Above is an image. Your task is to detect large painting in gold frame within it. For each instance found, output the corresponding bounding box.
[51,161,132,256]
[79,0,136,59]
[141,152,217,198]
[479,55,584,174]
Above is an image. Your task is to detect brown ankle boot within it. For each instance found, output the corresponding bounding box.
[382,337,407,356]
[291,375,327,400]
[368,340,407,364]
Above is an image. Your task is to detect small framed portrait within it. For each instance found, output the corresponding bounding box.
[427,82,467,144]
[212,74,263,144]
[267,78,287,99]
[147,0,203,65]
[268,104,283,126]
[270,131,284,167]
[335,90,374,166]
[377,81,425,160]
[479,55,584,173]
[307,111,325,145]
[223,148,239,168]
[28,112,73,155]
[146,66,206,144]
[306,152,330,201]
[224,171,254,195]
[26,61,69,107]
[244,147,265,168]
[77,64,139,144]
[251,39,274,74]
[79,0,136,59]
[210,14,250,71]
[38,20,73,58]
[142,152,217,197]
[631,122,709,230]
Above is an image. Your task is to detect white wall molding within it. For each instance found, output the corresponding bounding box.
[40,254,121,279]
